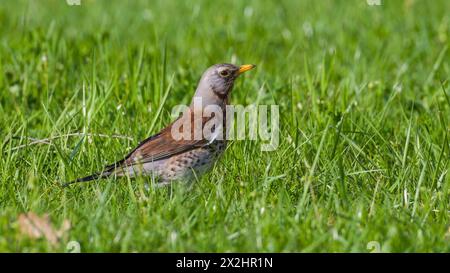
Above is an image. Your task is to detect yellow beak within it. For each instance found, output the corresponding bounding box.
[238,64,256,74]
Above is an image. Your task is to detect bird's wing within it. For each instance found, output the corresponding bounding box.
[123,126,208,165]
[117,113,217,168]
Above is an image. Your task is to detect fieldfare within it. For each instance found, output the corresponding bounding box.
[64,63,255,186]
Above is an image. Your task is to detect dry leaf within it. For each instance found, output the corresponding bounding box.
[17,212,71,246]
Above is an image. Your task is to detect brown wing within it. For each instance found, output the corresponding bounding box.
[110,111,220,170]
[124,124,207,165]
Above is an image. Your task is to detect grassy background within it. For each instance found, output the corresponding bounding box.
[0,0,449,252]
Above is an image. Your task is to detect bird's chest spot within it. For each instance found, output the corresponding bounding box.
[163,141,226,179]
[207,140,226,154]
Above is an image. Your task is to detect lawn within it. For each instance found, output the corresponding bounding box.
[0,0,449,252]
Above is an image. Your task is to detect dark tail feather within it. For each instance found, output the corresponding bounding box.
[62,160,126,188]
[62,170,112,187]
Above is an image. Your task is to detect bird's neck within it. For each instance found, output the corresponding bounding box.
[190,94,228,109]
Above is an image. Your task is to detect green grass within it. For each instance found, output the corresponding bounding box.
[0,0,449,252]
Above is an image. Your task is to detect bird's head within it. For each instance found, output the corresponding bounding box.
[192,63,255,106]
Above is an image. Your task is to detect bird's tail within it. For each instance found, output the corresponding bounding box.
[62,163,124,187]
[62,171,111,187]
[62,160,126,187]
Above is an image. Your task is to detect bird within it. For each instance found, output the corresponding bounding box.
[63,63,256,187]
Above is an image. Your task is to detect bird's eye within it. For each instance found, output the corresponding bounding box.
[219,70,230,77]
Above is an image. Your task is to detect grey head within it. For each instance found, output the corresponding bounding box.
[191,63,255,107]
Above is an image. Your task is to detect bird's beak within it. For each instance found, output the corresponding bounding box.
[238,64,256,75]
